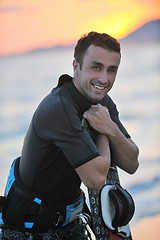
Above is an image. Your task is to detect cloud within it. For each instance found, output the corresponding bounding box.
[0,5,30,13]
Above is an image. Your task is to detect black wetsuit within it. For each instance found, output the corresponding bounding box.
[19,74,130,205]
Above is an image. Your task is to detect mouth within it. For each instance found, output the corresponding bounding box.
[91,83,106,91]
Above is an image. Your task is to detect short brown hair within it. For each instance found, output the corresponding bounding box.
[74,31,121,67]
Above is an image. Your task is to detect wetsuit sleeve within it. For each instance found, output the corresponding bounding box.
[103,95,131,138]
[33,93,99,168]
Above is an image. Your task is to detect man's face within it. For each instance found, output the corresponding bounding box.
[73,45,121,103]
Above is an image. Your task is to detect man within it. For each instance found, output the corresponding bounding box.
[0,32,139,239]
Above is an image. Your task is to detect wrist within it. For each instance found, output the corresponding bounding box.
[104,121,118,139]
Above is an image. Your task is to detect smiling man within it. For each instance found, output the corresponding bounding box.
[0,32,139,240]
[73,44,120,103]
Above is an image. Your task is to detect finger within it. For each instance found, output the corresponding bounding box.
[91,104,101,108]
[83,110,92,118]
[83,112,87,118]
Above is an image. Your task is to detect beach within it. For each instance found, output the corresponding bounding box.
[131,214,160,239]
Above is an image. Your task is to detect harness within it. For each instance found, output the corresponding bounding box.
[0,158,84,233]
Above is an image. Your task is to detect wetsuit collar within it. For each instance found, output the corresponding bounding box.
[57,74,94,113]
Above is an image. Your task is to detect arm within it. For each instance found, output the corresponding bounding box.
[105,124,139,174]
[83,104,139,174]
[76,134,111,189]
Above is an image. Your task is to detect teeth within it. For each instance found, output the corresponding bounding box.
[93,84,105,90]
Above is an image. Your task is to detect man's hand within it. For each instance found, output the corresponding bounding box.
[83,104,115,135]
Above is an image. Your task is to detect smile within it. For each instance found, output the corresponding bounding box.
[92,83,106,90]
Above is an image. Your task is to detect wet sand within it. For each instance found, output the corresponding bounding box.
[88,215,160,239]
[131,215,160,240]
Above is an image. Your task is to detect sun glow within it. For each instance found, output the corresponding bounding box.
[92,15,136,39]
[0,0,160,55]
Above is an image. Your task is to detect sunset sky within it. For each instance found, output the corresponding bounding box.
[0,0,160,56]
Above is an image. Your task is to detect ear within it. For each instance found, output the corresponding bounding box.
[73,59,79,73]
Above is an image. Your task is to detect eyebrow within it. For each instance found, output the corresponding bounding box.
[91,61,104,67]
[92,61,103,65]
[108,65,119,70]
[92,61,118,69]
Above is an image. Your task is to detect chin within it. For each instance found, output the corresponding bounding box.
[86,93,105,103]
[90,96,104,103]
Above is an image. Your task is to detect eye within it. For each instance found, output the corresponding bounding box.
[94,66,100,70]
[108,67,117,73]
[92,64,102,71]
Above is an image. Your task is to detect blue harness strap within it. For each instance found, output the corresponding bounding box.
[63,196,84,226]
[4,160,16,197]
[0,212,4,225]
[0,158,17,227]
[0,157,85,233]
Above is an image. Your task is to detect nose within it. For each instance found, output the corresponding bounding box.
[98,71,109,85]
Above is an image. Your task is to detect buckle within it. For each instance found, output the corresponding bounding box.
[53,212,64,227]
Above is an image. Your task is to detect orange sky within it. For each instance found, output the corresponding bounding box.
[0,0,160,56]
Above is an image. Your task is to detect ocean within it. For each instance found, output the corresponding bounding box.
[0,42,160,226]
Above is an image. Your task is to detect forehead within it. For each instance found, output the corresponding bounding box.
[83,45,121,66]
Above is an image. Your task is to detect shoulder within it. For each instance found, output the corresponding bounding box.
[35,86,77,119]
[33,85,81,136]
[101,94,119,115]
